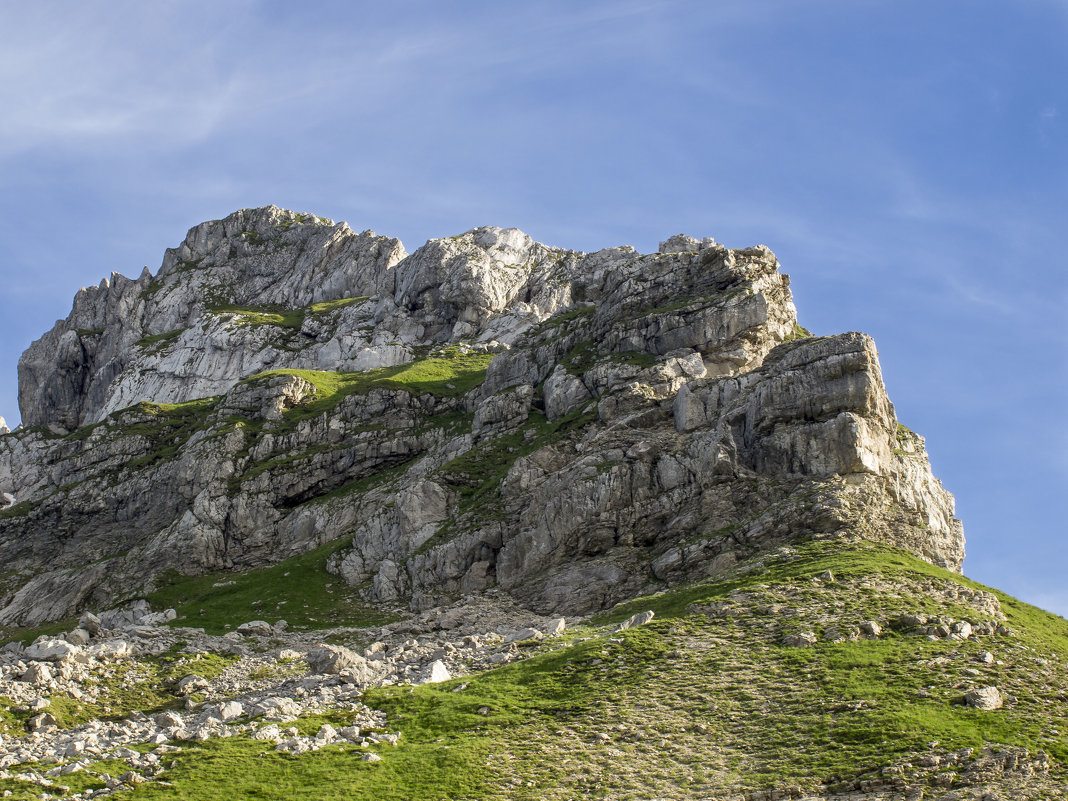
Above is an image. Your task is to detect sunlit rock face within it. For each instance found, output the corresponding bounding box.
[0,208,963,625]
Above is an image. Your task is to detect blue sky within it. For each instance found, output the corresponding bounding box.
[1,1,1065,615]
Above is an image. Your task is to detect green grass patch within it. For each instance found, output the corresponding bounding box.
[638,285,751,318]
[301,457,421,507]
[6,541,1062,798]
[116,629,668,800]
[592,540,1007,626]
[0,648,239,734]
[136,328,185,351]
[308,297,368,314]
[250,350,494,430]
[207,296,369,333]
[784,322,813,342]
[146,537,401,634]
[417,405,596,556]
[208,303,305,329]
[115,397,221,469]
[0,614,81,647]
[0,499,35,520]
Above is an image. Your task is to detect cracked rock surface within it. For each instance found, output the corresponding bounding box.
[0,209,963,628]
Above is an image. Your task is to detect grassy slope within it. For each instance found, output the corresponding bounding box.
[145,537,400,635]
[19,540,1055,801]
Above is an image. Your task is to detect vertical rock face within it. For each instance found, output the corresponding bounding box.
[17,207,408,430]
[0,209,964,626]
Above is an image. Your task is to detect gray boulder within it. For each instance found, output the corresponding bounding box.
[421,660,451,684]
[616,611,655,632]
[20,662,53,685]
[177,674,210,695]
[964,686,1003,710]
[237,620,274,636]
[306,645,371,679]
[79,611,102,635]
[25,638,84,663]
[27,712,58,732]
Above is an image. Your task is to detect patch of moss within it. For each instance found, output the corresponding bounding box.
[561,340,598,375]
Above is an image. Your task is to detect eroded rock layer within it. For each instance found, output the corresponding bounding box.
[0,208,963,625]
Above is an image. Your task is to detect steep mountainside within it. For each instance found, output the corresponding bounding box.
[0,208,1063,800]
[0,207,962,627]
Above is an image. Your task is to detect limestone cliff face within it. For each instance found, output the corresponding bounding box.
[0,209,964,625]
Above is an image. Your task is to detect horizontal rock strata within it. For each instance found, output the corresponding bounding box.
[0,208,963,625]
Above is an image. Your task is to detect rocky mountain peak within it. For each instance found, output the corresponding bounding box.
[0,208,963,630]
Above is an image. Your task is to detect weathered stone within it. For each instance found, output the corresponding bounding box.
[423,660,451,684]
[0,207,966,629]
[249,697,301,719]
[543,365,593,422]
[252,724,283,742]
[79,612,102,635]
[898,613,928,629]
[211,701,244,722]
[177,675,209,695]
[20,662,52,684]
[27,712,58,732]
[305,645,370,678]
[859,621,883,638]
[25,639,84,663]
[236,620,273,637]
[964,686,1003,710]
[66,628,91,646]
[783,632,818,648]
[505,628,543,643]
[616,611,655,632]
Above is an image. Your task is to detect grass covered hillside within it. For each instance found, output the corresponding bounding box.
[1,540,1063,800]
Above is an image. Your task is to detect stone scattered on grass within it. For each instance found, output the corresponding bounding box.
[236,620,273,636]
[616,611,655,632]
[964,686,1003,710]
[859,620,883,638]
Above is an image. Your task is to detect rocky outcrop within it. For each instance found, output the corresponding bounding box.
[0,209,964,625]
